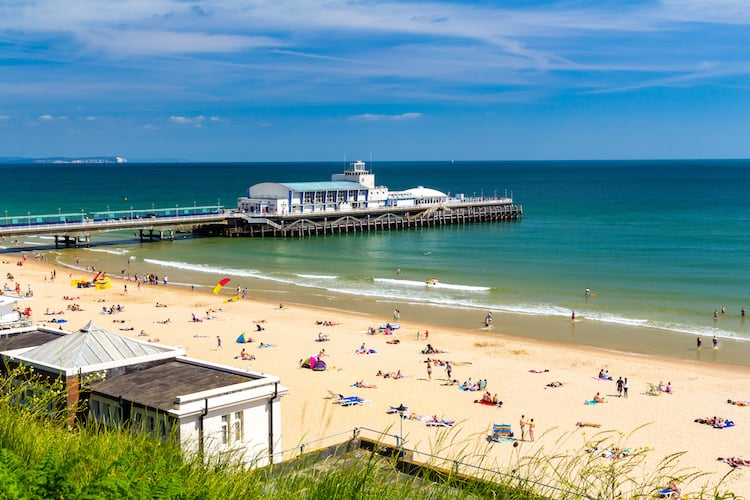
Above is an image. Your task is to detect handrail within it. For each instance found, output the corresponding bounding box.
[269,426,591,499]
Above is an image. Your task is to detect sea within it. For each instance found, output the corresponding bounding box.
[2,160,749,358]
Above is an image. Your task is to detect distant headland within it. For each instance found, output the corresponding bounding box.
[0,156,127,164]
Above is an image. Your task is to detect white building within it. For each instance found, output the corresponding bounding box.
[0,322,288,467]
[237,160,448,215]
[0,296,21,325]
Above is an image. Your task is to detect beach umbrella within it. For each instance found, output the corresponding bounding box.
[212,278,231,294]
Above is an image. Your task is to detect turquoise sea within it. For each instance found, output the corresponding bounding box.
[2,160,749,348]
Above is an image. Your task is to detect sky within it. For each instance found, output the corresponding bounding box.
[1,0,750,162]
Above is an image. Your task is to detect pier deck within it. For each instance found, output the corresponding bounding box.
[202,199,522,238]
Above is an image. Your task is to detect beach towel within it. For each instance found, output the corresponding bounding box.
[475,399,502,408]
[714,420,735,429]
[584,400,598,405]
[426,419,455,427]
[354,348,379,355]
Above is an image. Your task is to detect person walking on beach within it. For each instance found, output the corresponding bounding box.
[571,310,576,321]
[519,415,527,441]
[217,336,222,349]
[616,377,624,397]
[528,418,535,442]
[713,336,718,349]
[426,362,432,381]
[696,336,702,350]
[623,377,629,398]
[446,361,452,380]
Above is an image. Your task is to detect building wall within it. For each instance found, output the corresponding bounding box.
[179,395,283,467]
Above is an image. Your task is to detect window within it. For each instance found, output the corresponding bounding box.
[233,411,244,442]
[221,415,229,444]
[91,400,100,419]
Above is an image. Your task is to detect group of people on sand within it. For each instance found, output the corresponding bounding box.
[695,416,730,427]
[658,381,673,393]
[460,377,487,391]
[315,320,339,326]
[376,369,404,379]
[476,392,501,406]
[421,343,445,355]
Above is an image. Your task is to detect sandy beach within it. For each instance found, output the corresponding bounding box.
[4,255,750,496]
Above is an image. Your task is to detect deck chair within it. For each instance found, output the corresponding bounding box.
[647,383,661,396]
[334,394,367,406]
[488,423,514,442]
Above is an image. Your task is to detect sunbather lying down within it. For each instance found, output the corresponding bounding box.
[576,421,601,428]
[718,457,750,467]
[727,399,750,406]
[585,446,630,459]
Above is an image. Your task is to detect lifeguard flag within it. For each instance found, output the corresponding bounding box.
[212,278,231,294]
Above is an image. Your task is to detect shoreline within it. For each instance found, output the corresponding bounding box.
[4,254,750,494]
[27,242,750,370]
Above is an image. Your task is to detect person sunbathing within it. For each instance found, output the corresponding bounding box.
[728,399,750,406]
[718,457,750,467]
[353,381,377,388]
[593,392,606,403]
[576,421,601,428]
[546,381,563,388]
[386,338,400,344]
[317,332,330,341]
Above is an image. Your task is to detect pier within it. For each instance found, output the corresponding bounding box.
[201,198,522,238]
[0,206,227,248]
[0,200,521,246]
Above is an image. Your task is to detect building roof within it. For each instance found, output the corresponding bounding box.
[15,321,176,373]
[280,181,368,192]
[0,295,21,309]
[0,328,68,352]
[397,187,448,198]
[90,359,257,411]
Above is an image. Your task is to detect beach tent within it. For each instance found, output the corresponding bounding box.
[236,332,251,343]
[300,356,327,371]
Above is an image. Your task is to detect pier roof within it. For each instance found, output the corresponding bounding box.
[279,181,368,192]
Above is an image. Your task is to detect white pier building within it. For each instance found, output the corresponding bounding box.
[237,160,449,215]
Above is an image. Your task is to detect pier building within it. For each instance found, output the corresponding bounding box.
[237,160,449,215]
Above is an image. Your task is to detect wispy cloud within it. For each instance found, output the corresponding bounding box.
[170,115,219,127]
[349,112,423,122]
[38,114,68,121]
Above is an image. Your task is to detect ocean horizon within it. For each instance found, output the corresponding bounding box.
[2,159,749,360]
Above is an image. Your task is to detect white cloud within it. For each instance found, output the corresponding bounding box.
[170,115,213,127]
[349,112,423,122]
[0,115,9,120]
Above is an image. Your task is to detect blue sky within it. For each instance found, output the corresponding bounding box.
[1,0,750,161]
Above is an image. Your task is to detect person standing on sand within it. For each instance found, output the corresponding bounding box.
[697,336,702,350]
[519,415,527,441]
[616,377,624,397]
[713,336,718,349]
[528,418,535,441]
[446,361,452,380]
[571,310,576,321]
[217,336,222,349]
[426,362,432,381]
[623,377,628,398]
